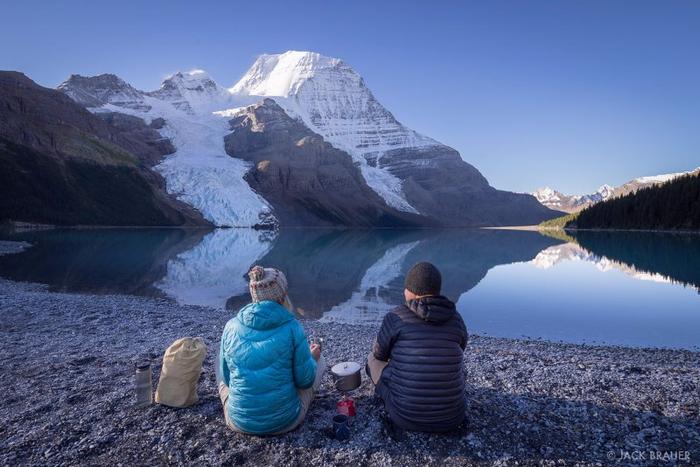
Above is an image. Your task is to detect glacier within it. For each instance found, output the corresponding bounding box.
[63,70,275,227]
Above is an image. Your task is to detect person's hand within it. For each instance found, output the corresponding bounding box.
[310,343,321,361]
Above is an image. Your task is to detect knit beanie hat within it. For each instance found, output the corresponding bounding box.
[404,262,442,296]
[248,266,290,306]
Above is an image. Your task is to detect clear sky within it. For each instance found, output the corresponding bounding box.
[2,0,699,194]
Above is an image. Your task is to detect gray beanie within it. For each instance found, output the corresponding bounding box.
[404,262,442,296]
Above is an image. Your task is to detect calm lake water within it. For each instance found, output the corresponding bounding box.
[1,228,698,350]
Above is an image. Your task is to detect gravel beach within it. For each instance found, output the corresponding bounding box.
[1,275,698,466]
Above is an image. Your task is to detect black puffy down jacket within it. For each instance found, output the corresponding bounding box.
[373,296,468,432]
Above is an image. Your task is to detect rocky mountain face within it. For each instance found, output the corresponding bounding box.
[57,74,150,111]
[50,50,563,227]
[224,99,425,227]
[230,51,560,226]
[0,71,208,226]
[534,168,700,213]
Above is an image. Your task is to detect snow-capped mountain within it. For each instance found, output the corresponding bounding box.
[533,184,614,213]
[57,74,151,111]
[149,70,234,114]
[230,51,558,225]
[230,51,436,212]
[57,51,561,228]
[534,168,699,213]
[59,70,274,228]
[614,168,700,197]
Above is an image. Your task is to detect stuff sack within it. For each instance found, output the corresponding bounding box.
[155,337,207,408]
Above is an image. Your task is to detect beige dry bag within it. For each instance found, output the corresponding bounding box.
[155,337,207,408]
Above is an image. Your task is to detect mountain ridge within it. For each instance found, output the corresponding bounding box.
[0,71,208,227]
[52,50,562,227]
[534,167,700,213]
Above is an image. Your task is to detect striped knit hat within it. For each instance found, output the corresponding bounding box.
[248,266,291,308]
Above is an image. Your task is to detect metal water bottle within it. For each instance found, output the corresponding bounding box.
[135,361,153,407]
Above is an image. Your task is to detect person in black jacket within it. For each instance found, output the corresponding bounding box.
[366,261,468,432]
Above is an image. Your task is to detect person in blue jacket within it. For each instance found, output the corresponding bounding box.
[217,265,325,435]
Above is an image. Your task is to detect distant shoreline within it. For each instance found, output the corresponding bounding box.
[484,225,700,235]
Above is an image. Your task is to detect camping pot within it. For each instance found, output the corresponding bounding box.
[331,361,362,392]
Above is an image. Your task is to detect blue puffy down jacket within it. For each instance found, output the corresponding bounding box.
[219,300,316,434]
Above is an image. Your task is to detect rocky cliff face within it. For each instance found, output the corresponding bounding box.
[0,71,208,226]
[94,112,175,166]
[224,99,426,227]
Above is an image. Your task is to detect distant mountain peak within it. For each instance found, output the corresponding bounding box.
[533,186,559,200]
[150,69,232,114]
[534,168,698,213]
[633,168,700,184]
[159,69,217,91]
[57,73,148,110]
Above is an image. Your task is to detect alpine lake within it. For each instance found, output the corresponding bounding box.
[1,227,698,350]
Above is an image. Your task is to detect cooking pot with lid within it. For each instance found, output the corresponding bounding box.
[330,361,362,392]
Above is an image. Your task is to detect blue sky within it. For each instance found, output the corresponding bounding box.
[2,0,699,194]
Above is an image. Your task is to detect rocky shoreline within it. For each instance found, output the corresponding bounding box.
[1,277,698,466]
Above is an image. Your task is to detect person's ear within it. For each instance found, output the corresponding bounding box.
[404,288,416,302]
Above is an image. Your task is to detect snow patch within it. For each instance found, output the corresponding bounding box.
[634,168,699,184]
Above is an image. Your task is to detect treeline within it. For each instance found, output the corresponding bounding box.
[539,212,578,229]
[571,172,700,231]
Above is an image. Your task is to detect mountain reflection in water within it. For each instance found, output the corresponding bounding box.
[0,227,698,347]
